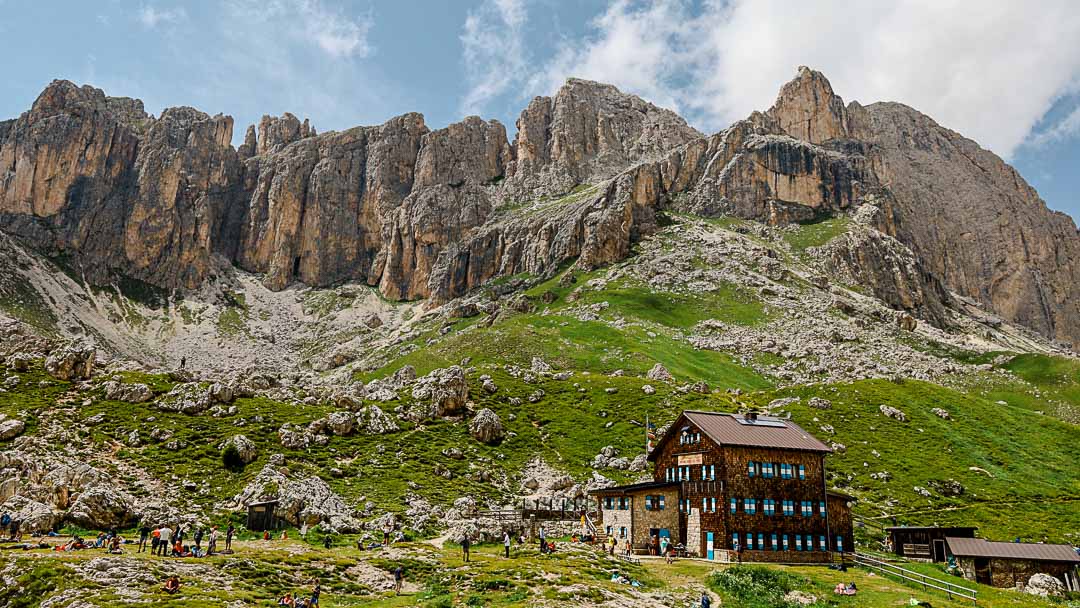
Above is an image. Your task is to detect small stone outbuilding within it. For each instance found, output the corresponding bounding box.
[946,537,1080,592]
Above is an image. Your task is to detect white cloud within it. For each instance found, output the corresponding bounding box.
[460,0,528,117]
[532,0,1080,158]
[226,0,372,60]
[137,4,187,29]
[1023,103,1080,149]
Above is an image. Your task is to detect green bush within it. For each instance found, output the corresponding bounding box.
[706,566,810,608]
[222,443,244,472]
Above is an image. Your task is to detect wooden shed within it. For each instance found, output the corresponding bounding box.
[886,526,977,562]
[246,500,280,531]
[946,537,1080,591]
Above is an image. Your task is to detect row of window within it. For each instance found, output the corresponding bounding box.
[679,430,702,445]
[747,461,807,480]
[730,498,826,517]
[732,533,843,552]
[606,525,628,538]
[602,497,631,510]
[664,465,717,482]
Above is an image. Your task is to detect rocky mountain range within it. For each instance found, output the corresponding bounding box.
[1,67,1078,349]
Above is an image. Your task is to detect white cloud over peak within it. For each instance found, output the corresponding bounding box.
[527,0,1080,159]
[460,0,528,117]
[228,0,373,60]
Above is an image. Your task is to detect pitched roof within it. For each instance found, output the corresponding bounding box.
[587,481,680,495]
[672,411,832,454]
[945,538,1080,563]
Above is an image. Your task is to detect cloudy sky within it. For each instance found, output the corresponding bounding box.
[2,0,1079,220]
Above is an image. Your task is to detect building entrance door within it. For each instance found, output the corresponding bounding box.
[974,558,992,585]
[932,539,946,562]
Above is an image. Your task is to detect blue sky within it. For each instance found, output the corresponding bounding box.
[2,0,1079,222]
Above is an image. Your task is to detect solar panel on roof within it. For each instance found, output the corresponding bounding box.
[735,417,787,428]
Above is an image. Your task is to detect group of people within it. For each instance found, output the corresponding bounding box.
[0,512,23,542]
[276,582,321,606]
[139,522,235,558]
[833,582,858,596]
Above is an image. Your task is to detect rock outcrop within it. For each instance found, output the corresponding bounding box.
[2,69,1078,344]
[44,341,95,380]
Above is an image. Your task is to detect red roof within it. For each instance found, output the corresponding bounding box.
[946,538,1080,563]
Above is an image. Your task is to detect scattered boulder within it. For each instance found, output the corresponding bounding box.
[157,382,212,414]
[45,341,95,381]
[531,357,552,374]
[225,435,259,464]
[356,405,398,434]
[7,353,31,372]
[102,381,153,403]
[480,375,498,393]
[1026,573,1066,597]
[896,312,918,332]
[410,366,469,417]
[931,407,951,420]
[209,382,235,404]
[278,423,314,449]
[807,397,832,410]
[469,408,505,444]
[642,384,655,395]
[363,313,383,329]
[0,418,26,441]
[928,479,964,496]
[784,591,818,606]
[879,404,907,422]
[646,363,673,382]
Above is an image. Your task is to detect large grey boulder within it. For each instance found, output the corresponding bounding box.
[646,363,673,382]
[225,434,258,464]
[225,464,361,532]
[356,405,398,434]
[102,381,153,403]
[0,418,26,441]
[1026,573,1066,597]
[409,365,468,419]
[469,408,505,444]
[66,485,137,529]
[45,341,95,381]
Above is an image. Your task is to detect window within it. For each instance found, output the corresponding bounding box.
[710,464,716,480]
[782,500,794,516]
[763,499,775,516]
[819,536,827,551]
[771,533,778,551]
[782,534,789,550]
[618,497,629,510]
[730,498,738,514]
[747,461,756,478]
[732,533,740,550]
[795,535,803,551]
[836,536,844,553]
[701,464,716,480]
[780,463,793,479]
[606,525,613,536]
[701,497,717,513]
[801,501,813,517]
[819,501,826,517]
[603,497,614,510]
[756,533,765,550]
[762,463,774,479]
[798,464,806,480]
[680,499,692,513]
[645,495,665,511]
[710,497,717,513]
[744,498,757,515]
[619,526,627,538]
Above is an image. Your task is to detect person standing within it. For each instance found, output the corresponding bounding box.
[700,590,712,608]
[151,526,161,555]
[158,525,172,557]
[310,582,321,607]
[138,523,151,553]
[226,523,235,552]
[538,526,546,555]
[609,535,616,556]
[208,526,218,555]
[323,534,332,549]
[194,527,204,551]
[461,534,471,563]
[393,566,404,596]
[503,531,511,558]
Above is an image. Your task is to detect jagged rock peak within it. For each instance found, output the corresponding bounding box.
[766,66,869,144]
[509,77,703,193]
[256,112,316,155]
[29,80,150,129]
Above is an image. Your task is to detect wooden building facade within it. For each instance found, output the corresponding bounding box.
[592,411,853,562]
[886,526,977,562]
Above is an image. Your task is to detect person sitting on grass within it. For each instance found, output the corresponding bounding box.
[163,575,180,595]
[108,536,122,554]
[277,591,295,606]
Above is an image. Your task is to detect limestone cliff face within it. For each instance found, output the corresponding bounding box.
[1,72,1078,345]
